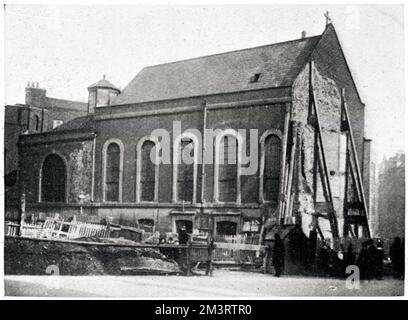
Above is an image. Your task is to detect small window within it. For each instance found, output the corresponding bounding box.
[249,73,261,83]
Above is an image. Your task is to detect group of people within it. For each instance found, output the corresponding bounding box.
[269,235,405,280]
[316,237,405,280]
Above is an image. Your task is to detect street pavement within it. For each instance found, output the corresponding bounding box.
[4,270,404,297]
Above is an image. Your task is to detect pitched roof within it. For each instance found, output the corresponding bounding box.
[113,35,321,105]
[52,115,95,133]
[88,78,120,91]
[46,97,88,112]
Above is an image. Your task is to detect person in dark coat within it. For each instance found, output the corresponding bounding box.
[374,240,386,280]
[177,225,190,273]
[317,242,330,277]
[366,239,377,280]
[390,237,404,279]
[356,241,370,280]
[178,225,189,245]
[206,234,215,276]
[345,243,356,267]
[272,233,285,277]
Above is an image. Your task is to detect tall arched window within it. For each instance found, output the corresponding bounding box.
[214,130,242,203]
[34,115,40,131]
[102,139,124,202]
[140,141,156,201]
[173,133,199,203]
[136,136,160,202]
[105,143,120,201]
[41,154,66,202]
[260,131,282,202]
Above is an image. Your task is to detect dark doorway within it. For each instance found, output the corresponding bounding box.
[175,219,193,234]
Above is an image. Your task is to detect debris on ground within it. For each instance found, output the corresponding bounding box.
[5,236,181,276]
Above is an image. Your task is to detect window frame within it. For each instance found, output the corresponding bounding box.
[259,129,282,203]
[136,136,160,203]
[102,139,124,203]
[172,132,199,204]
[213,129,243,204]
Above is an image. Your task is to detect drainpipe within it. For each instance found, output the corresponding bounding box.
[200,101,208,233]
[90,133,97,204]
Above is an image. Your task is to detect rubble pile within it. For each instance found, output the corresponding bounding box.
[5,236,181,275]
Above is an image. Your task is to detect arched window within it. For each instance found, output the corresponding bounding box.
[214,130,242,203]
[140,141,156,201]
[173,133,199,203]
[41,154,66,202]
[136,137,160,202]
[102,139,124,202]
[260,131,282,202]
[34,115,40,131]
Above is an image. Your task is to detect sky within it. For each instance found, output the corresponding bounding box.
[3,4,405,162]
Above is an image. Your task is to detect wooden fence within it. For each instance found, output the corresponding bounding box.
[6,218,110,240]
[213,234,264,265]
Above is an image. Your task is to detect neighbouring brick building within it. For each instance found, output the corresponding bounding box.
[4,82,88,211]
[12,23,373,240]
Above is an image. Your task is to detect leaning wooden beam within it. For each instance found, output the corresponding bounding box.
[281,127,296,222]
[277,102,291,220]
[343,134,351,237]
[341,89,371,238]
[309,61,339,239]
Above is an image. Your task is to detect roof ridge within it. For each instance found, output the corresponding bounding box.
[47,96,87,104]
[143,35,321,70]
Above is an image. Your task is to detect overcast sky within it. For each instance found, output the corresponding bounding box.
[3,4,404,161]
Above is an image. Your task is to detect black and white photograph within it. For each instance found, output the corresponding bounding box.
[1,2,406,301]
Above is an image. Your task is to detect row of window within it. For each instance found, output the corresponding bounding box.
[39,130,282,204]
[103,130,282,204]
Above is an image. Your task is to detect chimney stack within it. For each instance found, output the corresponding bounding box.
[301,30,307,39]
[25,81,46,108]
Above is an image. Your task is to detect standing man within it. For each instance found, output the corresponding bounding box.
[390,237,403,279]
[273,233,285,277]
[178,224,190,274]
[206,233,215,276]
[374,240,386,280]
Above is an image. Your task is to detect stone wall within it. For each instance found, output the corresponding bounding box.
[18,136,94,205]
[291,62,346,239]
